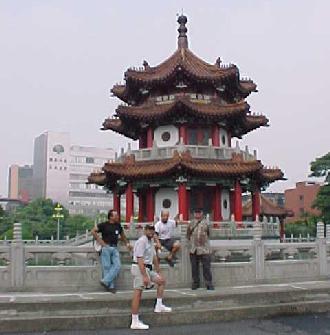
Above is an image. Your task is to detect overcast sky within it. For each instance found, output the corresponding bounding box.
[0,0,329,196]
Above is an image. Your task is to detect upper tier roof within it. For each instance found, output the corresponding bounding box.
[111,15,257,103]
[125,48,238,84]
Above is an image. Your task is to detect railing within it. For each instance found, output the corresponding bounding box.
[1,222,328,291]
[117,144,256,162]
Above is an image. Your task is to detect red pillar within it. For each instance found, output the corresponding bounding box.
[213,185,222,221]
[252,187,261,221]
[178,183,188,220]
[113,190,121,217]
[138,191,145,222]
[212,125,220,147]
[179,124,187,144]
[280,218,285,242]
[125,182,134,223]
[147,127,153,148]
[234,180,242,223]
[139,133,146,149]
[146,188,154,222]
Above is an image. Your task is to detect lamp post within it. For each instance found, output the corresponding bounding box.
[52,203,64,241]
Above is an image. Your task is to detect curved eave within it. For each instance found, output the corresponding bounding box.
[235,115,269,137]
[239,80,258,96]
[102,118,138,140]
[116,98,249,121]
[88,173,106,186]
[259,168,285,183]
[111,85,129,102]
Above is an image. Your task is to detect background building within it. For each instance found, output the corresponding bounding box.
[32,131,114,216]
[68,145,113,216]
[8,165,33,202]
[284,181,321,222]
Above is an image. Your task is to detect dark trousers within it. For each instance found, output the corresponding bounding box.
[189,252,213,286]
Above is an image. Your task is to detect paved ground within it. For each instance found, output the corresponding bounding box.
[2,313,330,335]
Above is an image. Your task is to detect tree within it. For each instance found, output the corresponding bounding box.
[62,214,94,237]
[0,199,96,240]
[310,152,330,224]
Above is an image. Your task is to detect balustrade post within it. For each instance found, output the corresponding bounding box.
[10,222,25,289]
[179,224,190,286]
[317,222,327,277]
[253,237,265,282]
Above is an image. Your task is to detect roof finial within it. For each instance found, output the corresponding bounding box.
[177,13,188,49]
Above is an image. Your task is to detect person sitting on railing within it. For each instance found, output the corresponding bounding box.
[154,210,180,267]
[91,209,132,293]
[186,208,214,290]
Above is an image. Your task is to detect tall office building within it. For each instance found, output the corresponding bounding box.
[33,131,114,216]
[8,165,33,202]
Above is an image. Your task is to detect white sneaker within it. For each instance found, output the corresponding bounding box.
[154,304,172,313]
[130,320,149,330]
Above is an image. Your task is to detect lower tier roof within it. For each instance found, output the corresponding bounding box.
[88,150,284,188]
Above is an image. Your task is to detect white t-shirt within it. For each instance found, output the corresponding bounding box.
[155,219,176,240]
[133,235,155,265]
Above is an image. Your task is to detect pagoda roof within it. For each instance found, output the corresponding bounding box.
[116,96,249,121]
[124,48,238,85]
[102,102,268,140]
[243,195,292,218]
[111,15,257,103]
[88,151,284,187]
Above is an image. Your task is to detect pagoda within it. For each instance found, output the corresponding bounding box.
[88,15,284,224]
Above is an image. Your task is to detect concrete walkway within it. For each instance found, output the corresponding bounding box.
[1,280,330,333]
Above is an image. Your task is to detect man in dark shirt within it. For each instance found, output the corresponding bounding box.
[91,209,132,293]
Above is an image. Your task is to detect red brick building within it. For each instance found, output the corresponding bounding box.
[284,182,321,222]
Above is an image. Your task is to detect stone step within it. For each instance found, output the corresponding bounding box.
[1,285,330,314]
[2,281,330,332]
[2,299,330,333]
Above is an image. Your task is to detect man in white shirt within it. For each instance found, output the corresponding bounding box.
[130,224,172,330]
[155,210,181,267]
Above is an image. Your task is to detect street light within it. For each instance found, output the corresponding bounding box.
[52,203,64,241]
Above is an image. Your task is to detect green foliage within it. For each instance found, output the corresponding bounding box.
[285,215,319,237]
[312,184,330,224]
[0,198,94,240]
[310,152,330,182]
[62,215,94,237]
[310,152,330,224]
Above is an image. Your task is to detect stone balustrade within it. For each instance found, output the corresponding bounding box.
[117,143,256,162]
[0,222,329,292]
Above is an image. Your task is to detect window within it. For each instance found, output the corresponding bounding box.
[86,157,94,164]
[49,158,53,162]
[162,199,172,209]
[223,199,228,209]
[161,131,171,142]
[299,195,304,201]
[221,135,226,146]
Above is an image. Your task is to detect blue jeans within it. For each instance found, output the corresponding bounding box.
[100,246,121,288]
